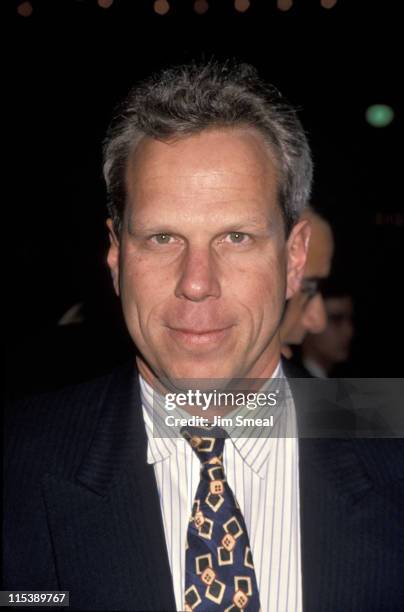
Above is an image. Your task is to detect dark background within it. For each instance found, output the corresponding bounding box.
[5,0,403,397]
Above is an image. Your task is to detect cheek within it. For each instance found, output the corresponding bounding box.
[257,258,287,303]
[122,282,170,337]
[121,248,170,297]
[288,294,301,314]
[235,267,286,324]
[322,333,336,351]
[119,253,167,328]
[235,247,286,290]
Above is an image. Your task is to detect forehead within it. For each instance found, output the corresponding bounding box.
[124,127,281,224]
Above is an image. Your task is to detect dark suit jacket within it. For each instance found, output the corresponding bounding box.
[4,361,404,611]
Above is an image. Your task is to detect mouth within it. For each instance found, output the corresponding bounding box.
[167,326,233,346]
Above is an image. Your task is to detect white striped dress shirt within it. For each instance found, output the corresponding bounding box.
[140,365,302,612]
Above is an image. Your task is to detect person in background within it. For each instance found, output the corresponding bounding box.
[280,208,334,359]
[302,281,354,377]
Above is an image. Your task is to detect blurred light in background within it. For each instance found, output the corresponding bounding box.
[98,0,114,8]
[366,105,395,128]
[17,1,33,17]
[154,0,170,15]
[234,0,250,13]
[321,0,338,8]
[277,0,293,12]
[194,0,209,15]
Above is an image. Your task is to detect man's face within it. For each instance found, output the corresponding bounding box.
[280,215,334,347]
[107,128,308,385]
[307,296,354,364]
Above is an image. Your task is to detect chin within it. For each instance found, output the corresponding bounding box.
[158,360,238,387]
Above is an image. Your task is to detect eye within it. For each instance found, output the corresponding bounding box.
[151,233,173,244]
[226,232,249,244]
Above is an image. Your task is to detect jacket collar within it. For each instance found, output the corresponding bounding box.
[44,360,176,611]
[75,360,146,496]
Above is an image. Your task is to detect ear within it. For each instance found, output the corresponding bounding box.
[106,218,120,296]
[285,219,311,300]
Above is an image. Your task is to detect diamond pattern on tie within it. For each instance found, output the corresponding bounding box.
[181,426,261,611]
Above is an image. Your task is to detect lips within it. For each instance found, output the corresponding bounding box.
[167,326,233,346]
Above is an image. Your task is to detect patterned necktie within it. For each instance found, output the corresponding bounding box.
[181,426,261,611]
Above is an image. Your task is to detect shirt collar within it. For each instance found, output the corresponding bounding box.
[140,361,295,478]
[303,357,328,378]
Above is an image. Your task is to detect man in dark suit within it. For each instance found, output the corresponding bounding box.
[5,61,404,611]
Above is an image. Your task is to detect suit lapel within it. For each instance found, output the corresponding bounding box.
[42,363,176,611]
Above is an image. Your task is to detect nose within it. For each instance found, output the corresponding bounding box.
[175,246,221,302]
[302,294,327,335]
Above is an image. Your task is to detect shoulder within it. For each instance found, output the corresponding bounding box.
[5,363,133,479]
[6,369,113,433]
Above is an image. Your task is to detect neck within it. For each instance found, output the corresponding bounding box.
[136,355,281,418]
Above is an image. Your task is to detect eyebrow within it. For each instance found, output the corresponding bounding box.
[127,215,275,235]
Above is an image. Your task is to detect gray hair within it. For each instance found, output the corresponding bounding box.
[103,60,313,236]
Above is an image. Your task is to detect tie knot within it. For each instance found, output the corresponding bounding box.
[181,426,227,464]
